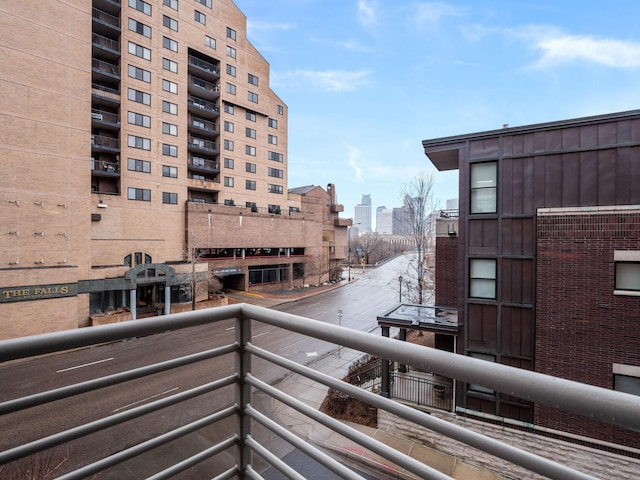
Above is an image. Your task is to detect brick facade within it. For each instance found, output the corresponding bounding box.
[435,235,458,308]
[535,208,640,447]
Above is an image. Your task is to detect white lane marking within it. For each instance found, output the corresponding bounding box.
[56,358,114,373]
[225,326,235,331]
[253,331,270,338]
[112,387,180,413]
[306,352,318,357]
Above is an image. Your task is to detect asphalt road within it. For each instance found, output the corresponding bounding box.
[0,256,410,479]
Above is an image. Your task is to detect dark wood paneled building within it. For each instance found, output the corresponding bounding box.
[423,110,640,448]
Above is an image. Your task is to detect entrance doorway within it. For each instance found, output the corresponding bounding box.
[137,284,160,317]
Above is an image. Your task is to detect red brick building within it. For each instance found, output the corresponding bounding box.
[423,110,640,449]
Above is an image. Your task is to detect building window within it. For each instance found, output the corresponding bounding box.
[245,145,256,156]
[162,122,178,136]
[246,110,256,122]
[163,36,178,52]
[124,252,152,267]
[277,105,284,115]
[128,42,151,61]
[268,134,277,145]
[162,144,178,157]
[162,58,178,73]
[128,187,151,201]
[128,65,151,83]
[226,45,236,58]
[226,27,236,40]
[129,0,151,16]
[614,252,640,294]
[268,184,283,194]
[469,259,496,299]
[162,79,178,94]
[224,103,234,114]
[268,167,283,178]
[162,165,178,178]
[224,158,234,169]
[613,364,640,396]
[468,353,496,394]
[248,73,258,86]
[163,15,178,31]
[128,158,151,173]
[162,100,178,115]
[196,0,211,7]
[162,192,178,204]
[224,121,234,133]
[128,135,151,150]
[128,18,151,38]
[128,111,151,128]
[224,140,234,151]
[246,180,256,190]
[127,88,151,106]
[246,127,256,139]
[470,161,497,214]
[224,199,235,206]
[226,64,236,76]
[226,83,236,95]
[248,91,258,103]
[245,162,256,174]
[268,204,281,214]
[224,176,234,187]
[205,35,216,49]
[194,10,205,24]
[163,0,178,10]
[268,151,283,162]
[268,118,278,129]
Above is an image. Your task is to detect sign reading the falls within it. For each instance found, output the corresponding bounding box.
[1,283,78,303]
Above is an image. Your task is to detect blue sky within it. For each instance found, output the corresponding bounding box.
[233,0,640,225]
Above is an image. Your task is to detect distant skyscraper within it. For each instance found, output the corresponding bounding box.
[376,207,393,234]
[354,194,372,233]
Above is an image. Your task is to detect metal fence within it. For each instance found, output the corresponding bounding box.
[1,304,639,479]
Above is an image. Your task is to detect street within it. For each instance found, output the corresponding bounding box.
[0,256,410,478]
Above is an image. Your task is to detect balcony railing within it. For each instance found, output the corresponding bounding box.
[188,137,218,153]
[92,32,120,53]
[1,304,638,479]
[92,58,120,78]
[92,7,120,29]
[188,55,220,77]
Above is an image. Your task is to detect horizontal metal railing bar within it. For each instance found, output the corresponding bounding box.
[56,407,238,480]
[147,434,238,480]
[242,303,640,431]
[212,466,240,480]
[0,304,242,362]
[0,375,237,465]
[247,344,598,480]
[246,374,453,480]
[245,434,308,480]
[246,406,366,480]
[0,344,237,415]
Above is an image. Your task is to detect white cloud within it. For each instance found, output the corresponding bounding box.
[357,0,378,28]
[533,35,640,69]
[346,145,364,182]
[246,20,296,33]
[409,2,463,27]
[272,69,372,92]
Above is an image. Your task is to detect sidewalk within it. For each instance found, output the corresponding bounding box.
[230,283,508,480]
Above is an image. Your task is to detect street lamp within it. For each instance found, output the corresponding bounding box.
[398,275,403,303]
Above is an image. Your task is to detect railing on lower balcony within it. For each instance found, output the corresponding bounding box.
[1,305,638,479]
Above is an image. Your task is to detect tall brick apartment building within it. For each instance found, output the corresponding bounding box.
[0,1,349,339]
[423,110,640,449]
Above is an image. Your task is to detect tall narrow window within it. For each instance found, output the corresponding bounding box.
[470,162,497,214]
[469,259,496,299]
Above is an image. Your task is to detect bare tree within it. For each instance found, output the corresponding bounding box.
[354,232,382,265]
[2,448,69,480]
[399,172,437,304]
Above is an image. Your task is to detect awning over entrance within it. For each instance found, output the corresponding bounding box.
[377,304,459,334]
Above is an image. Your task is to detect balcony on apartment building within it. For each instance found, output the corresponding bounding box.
[189,116,218,138]
[1,305,638,479]
[92,7,120,37]
[92,32,120,61]
[92,83,120,107]
[188,137,219,156]
[92,58,120,82]
[188,96,220,119]
[93,0,121,17]
[91,109,120,129]
[91,134,119,153]
[188,76,220,102]
[188,156,219,174]
[91,157,120,177]
[188,174,220,192]
[188,54,220,81]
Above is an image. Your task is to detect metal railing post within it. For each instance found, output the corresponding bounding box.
[381,326,391,398]
[236,313,252,477]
